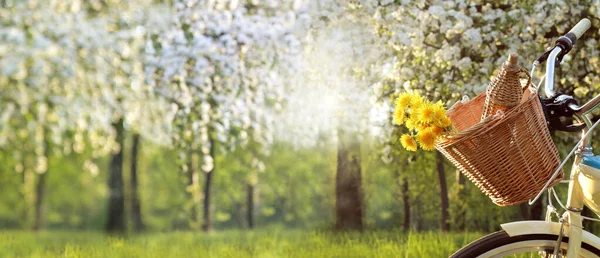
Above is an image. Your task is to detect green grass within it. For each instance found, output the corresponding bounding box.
[0,229,485,257]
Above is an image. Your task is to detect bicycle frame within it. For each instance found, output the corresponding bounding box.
[505,25,600,256]
[557,97,600,257]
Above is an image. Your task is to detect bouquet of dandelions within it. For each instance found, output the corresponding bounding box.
[392,91,454,151]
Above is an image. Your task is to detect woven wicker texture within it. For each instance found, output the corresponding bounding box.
[481,54,531,119]
[447,93,486,132]
[436,89,563,206]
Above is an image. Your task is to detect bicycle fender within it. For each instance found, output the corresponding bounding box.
[501,220,600,251]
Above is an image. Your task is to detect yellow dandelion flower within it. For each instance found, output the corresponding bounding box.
[417,128,437,151]
[395,92,413,111]
[440,116,453,128]
[417,122,429,132]
[430,125,444,136]
[405,117,417,131]
[400,134,418,151]
[393,108,407,125]
[414,102,436,124]
[432,101,447,120]
[409,91,423,108]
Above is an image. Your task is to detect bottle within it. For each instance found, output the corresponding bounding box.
[481,53,525,119]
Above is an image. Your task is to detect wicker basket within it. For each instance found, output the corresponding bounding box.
[436,87,563,206]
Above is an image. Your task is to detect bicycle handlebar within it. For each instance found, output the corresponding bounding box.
[544,48,562,97]
[568,18,592,40]
[544,18,592,98]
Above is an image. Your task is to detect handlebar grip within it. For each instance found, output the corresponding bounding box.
[568,18,591,39]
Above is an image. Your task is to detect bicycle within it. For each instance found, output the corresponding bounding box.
[450,19,600,257]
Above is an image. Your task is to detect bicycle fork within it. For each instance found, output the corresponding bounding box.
[563,210,584,257]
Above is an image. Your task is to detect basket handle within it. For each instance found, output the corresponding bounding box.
[519,67,533,92]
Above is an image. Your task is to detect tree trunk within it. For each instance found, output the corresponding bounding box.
[186,152,199,229]
[335,129,363,230]
[33,170,47,231]
[415,200,423,232]
[529,195,543,220]
[106,118,126,233]
[202,137,216,232]
[520,198,544,221]
[130,133,144,232]
[279,196,286,224]
[202,170,213,232]
[393,164,409,230]
[22,167,35,229]
[402,176,410,231]
[519,203,530,220]
[33,127,51,231]
[21,170,29,228]
[247,183,255,229]
[435,150,450,232]
[455,169,466,231]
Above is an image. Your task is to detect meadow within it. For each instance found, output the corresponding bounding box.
[0,230,484,258]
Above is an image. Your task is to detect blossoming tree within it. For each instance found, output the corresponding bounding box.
[146,0,303,231]
[0,0,173,232]
[275,1,395,229]
[357,0,600,230]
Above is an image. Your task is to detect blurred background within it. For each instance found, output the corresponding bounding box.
[1,0,600,237]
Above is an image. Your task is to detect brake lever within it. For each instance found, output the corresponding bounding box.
[535,26,579,68]
[540,93,586,132]
[547,118,586,132]
[535,47,552,64]
[535,46,567,68]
